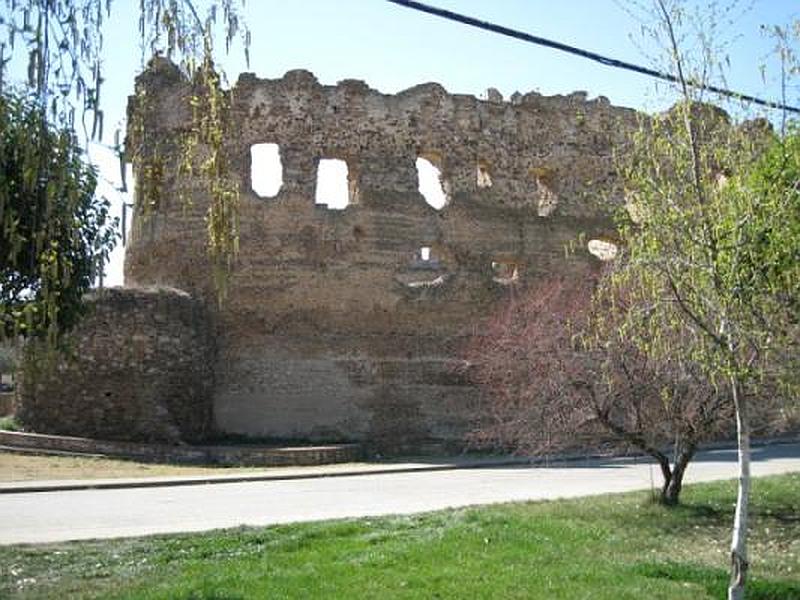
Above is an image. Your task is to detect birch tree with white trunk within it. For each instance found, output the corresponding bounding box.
[611,3,799,598]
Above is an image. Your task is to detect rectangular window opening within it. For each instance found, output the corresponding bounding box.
[251,143,283,198]
[315,158,350,210]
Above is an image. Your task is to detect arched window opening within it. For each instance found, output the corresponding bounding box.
[416,156,449,210]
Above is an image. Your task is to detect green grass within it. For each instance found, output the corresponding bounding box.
[1,474,798,599]
[0,415,19,431]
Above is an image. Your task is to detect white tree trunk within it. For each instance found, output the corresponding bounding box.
[728,379,750,600]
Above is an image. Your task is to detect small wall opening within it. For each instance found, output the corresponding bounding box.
[412,246,441,268]
[491,261,520,285]
[315,158,350,209]
[416,156,449,210]
[250,143,283,198]
[587,239,618,261]
[530,166,558,217]
[408,245,443,273]
[477,161,492,188]
[398,245,448,289]
[406,275,446,289]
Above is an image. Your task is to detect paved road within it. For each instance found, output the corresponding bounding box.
[1,444,798,545]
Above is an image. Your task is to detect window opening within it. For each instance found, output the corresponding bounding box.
[315,158,350,209]
[491,261,520,285]
[407,275,446,289]
[477,161,492,188]
[416,156,448,209]
[250,143,283,198]
[587,239,618,261]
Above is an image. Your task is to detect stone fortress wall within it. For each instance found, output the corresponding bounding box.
[16,287,215,443]
[118,58,637,452]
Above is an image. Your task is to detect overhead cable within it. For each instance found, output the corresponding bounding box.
[386,0,800,114]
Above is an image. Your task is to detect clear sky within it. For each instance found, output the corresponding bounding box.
[9,0,798,286]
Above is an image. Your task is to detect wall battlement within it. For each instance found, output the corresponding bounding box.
[120,59,637,452]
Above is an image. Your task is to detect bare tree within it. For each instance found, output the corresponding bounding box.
[462,272,733,505]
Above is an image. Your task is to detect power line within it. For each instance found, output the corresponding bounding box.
[386,0,800,115]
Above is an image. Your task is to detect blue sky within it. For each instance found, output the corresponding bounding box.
[99,1,799,111]
[6,0,798,285]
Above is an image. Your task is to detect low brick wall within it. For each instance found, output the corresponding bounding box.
[0,430,362,467]
[15,287,215,444]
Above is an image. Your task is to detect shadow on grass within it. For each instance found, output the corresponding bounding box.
[633,562,800,600]
[606,489,800,540]
[181,592,245,600]
[664,501,799,529]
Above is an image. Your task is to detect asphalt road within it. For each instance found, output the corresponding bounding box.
[1,443,798,545]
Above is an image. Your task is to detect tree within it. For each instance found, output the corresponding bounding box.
[0,91,116,340]
[609,3,799,596]
[0,0,249,340]
[462,272,734,506]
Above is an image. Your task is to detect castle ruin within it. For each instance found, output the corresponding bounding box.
[20,59,638,453]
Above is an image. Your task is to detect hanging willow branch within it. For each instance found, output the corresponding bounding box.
[0,0,250,339]
[137,0,249,303]
[181,39,241,302]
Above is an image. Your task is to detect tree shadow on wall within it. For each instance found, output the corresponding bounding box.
[633,562,800,600]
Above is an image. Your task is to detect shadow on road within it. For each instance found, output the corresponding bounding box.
[445,441,800,471]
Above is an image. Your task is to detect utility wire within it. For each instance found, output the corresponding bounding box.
[386,0,800,114]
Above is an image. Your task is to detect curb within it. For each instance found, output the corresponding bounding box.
[0,457,531,494]
[0,430,362,468]
[1,436,797,495]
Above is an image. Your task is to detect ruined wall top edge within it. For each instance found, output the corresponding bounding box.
[139,56,633,113]
[131,58,642,219]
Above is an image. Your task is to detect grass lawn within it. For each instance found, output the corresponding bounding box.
[1,473,798,599]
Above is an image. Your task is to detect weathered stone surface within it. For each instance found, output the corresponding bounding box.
[0,393,12,416]
[119,59,637,453]
[16,287,214,444]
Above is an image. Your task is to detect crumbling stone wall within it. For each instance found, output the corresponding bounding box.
[124,58,637,452]
[16,287,215,443]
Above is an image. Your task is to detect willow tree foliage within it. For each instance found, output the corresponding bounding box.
[608,3,799,598]
[0,0,249,339]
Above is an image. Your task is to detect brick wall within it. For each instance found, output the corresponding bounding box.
[16,287,214,444]
[119,59,636,452]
